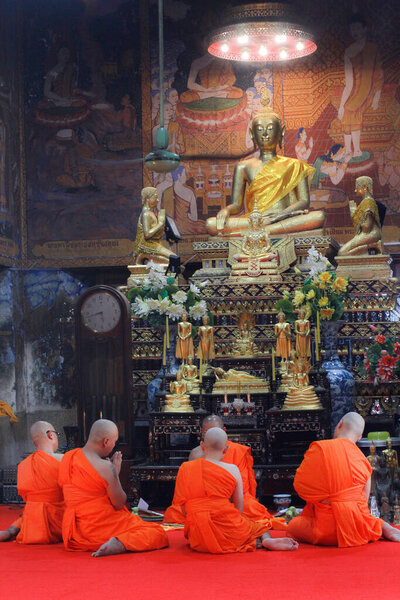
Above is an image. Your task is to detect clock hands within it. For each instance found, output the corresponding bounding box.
[85,311,104,319]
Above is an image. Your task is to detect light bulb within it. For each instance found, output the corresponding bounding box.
[237,34,249,45]
[241,50,250,60]
[296,41,305,51]
[221,43,229,53]
[275,34,287,44]
[259,46,268,56]
[279,48,288,60]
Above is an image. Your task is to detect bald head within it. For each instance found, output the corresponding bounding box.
[201,415,224,437]
[334,412,365,442]
[30,421,52,444]
[203,427,228,451]
[30,420,58,452]
[88,419,118,443]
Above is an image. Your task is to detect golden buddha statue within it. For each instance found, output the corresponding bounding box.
[163,370,194,413]
[233,321,258,357]
[275,311,292,369]
[232,201,278,263]
[176,309,194,365]
[338,176,382,256]
[367,442,380,471]
[196,314,215,364]
[295,308,311,360]
[182,356,200,393]
[382,437,398,477]
[132,187,175,264]
[206,92,325,237]
[212,366,269,393]
[283,354,322,410]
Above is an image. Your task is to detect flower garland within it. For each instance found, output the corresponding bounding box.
[127,262,209,326]
[361,326,400,383]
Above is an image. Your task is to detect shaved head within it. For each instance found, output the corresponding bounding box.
[201,415,224,436]
[30,421,52,443]
[203,427,228,451]
[335,412,365,441]
[88,419,118,443]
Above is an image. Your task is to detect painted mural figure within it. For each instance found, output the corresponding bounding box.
[172,167,205,234]
[295,128,313,163]
[311,144,350,188]
[56,130,96,191]
[180,54,243,103]
[338,13,383,158]
[105,94,137,152]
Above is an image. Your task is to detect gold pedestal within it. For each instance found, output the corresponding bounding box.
[335,254,392,280]
[162,397,194,413]
[283,386,322,410]
[127,264,168,288]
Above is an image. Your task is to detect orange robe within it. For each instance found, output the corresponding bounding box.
[287,438,384,547]
[174,458,268,553]
[16,449,64,544]
[164,441,285,529]
[59,449,168,552]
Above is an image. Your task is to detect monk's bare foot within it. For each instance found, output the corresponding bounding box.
[0,526,19,542]
[382,522,400,542]
[262,535,299,551]
[92,537,126,557]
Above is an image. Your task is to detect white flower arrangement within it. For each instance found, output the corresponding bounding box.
[172,290,188,304]
[305,245,332,277]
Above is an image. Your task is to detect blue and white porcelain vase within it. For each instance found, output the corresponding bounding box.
[147,325,179,411]
[321,321,354,432]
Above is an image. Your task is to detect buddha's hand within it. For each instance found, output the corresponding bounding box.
[216,208,229,230]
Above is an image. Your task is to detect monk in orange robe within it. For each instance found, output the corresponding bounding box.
[59,419,168,557]
[164,415,287,536]
[287,412,400,547]
[0,421,64,543]
[173,427,298,553]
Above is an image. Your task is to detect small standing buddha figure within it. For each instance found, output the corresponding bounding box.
[176,309,194,365]
[275,311,292,372]
[393,496,400,526]
[382,437,398,478]
[196,314,215,365]
[163,369,193,413]
[295,308,311,360]
[182,356,200,393]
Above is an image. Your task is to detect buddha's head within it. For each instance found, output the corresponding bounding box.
[278,311,286,323]
[370,442,376,455]
[250,92,284,152]
[387,436,392,450]
[298,308,306,320]
[176,369,183,382]
[202,314,209,325]
[187,355,194,365]
[355,175,373,198]
[182,309,188,321]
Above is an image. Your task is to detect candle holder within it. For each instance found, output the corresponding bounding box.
[232,397,245,415]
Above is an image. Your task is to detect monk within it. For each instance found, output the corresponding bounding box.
[164,415,286,533]
[0,421,64,544]
[173,427,298,553]
[59,419,168,556]
[287,412,400,547]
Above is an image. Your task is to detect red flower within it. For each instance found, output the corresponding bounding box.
[381,350,387,356]
[375,334,386,344]
[370,325,377,332]
[377,354,399,382]
[394,343,400,357]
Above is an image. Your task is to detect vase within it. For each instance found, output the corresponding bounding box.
[321,321,354,432]
[147,324,179,411]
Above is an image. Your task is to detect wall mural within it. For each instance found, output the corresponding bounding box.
[24,0,145,267]
[147,0,400,258]
[0,0,22,265]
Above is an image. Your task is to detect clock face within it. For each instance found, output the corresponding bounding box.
[81,292,121,333]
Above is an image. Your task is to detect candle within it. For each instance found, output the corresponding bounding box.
[166,316,170,349]
[247,393,251,403]
[316,310,320,344]
[224,394,228,404]
[315,334,320,362]
[199,356,203,382]
[162,332,166,366]
[272,347,276,381]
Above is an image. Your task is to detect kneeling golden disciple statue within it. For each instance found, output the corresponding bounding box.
[132,187,175,264]
[206,92,325,237]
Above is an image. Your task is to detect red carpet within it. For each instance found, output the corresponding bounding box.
[1,505,399,600]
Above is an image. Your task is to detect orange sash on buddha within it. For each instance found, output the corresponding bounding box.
[245,156,315,215]
[164,441,285,530]
[59,448,168,552]
[174,458,268,553]
[287,438,383,547]
[16,449,64,544]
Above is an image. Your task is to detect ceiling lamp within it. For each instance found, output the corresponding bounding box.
[145,0,180,173]
[208,2,317,62]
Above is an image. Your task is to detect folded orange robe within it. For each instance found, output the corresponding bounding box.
[174,458,268,553]
[59,449,168,552]
[164,441,284,529]
[287,438,384,547]
[16,449,64,544]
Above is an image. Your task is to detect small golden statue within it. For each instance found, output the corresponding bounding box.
[163,369,194,413]
[196,314,215,365]
[275,311,292,370]
[233,313,259,357]
[176,309,194,365]
[367,442,380,470]
[282,354,322,410]
[132,187,175,264]
[182,356,200,393]
[295,308,311,360]
[212,366,269,394]
[382,437,398,478]
[338,176,382,256]
[232,201,278,263]
[393,496,400,526]
[206,90,325,237]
